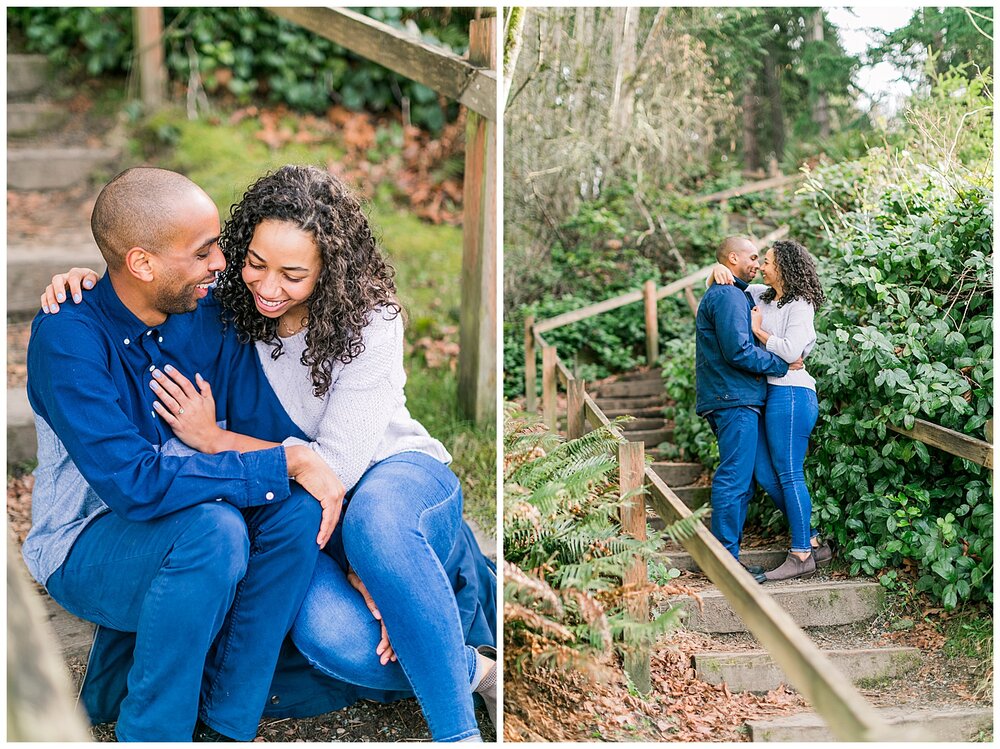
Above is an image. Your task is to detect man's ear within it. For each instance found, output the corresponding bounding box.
[124,247,155,282]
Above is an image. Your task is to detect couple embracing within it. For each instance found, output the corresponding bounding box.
[25,165,496,742]
[695,236,830,582]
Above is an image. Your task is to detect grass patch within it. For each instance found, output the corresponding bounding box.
[126,106,493,536]
[942,611,993,698]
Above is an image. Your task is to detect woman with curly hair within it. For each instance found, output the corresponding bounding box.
[709,239,829,582]
[42,165,496,741]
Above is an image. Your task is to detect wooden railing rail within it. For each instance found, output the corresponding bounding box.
[266,7,497,120]
[694,173,805,204]
[889,418,993,468]
[532,335,895,741]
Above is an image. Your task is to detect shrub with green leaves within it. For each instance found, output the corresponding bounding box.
[503,406,702,670]
[8,6,469,131]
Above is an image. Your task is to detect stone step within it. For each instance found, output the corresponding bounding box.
[651,461,705,486]
[601,406,665,420]
[646,485,710,514]
[747,705,993,742]
[602,367,662,383]
[594,395,665,412]
[7,244,106,315]
[658,546,786,573]
[8,54,49,98]
[694,646,922,693]
[620,427,674,447]
[8,146,119,191]
[620,417,668,432]
[8,387,36,465]
[8,102,70,137]
[668,581,886,633]
[592,378,664,399]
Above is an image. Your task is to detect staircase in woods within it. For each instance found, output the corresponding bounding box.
[586,366,993,741]
[7,53,114,318]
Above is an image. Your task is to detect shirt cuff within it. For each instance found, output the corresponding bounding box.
[241,446,290,506]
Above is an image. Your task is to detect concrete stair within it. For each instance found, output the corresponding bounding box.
[7,54,121,192]
[8,102,70,137]
[659,545,786,573]
[746,706,993,742]
[7,243,106,316]
[669,581,886,633]
[8,54,49,97]
[8,387,35,465]
[693,646,921,693]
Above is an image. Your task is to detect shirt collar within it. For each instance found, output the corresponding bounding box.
[733,277,750,291]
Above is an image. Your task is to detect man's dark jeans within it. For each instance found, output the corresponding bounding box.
[47,488,321,741]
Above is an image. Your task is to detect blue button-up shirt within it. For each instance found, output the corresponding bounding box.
[695,276,789,415]
[23,275,292,585]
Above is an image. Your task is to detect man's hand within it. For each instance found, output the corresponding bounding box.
[788,357,804,371]
[285,446,344,547]
[347,568,396,665]
[42,268,100,313]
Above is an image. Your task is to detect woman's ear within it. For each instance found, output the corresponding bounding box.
[124,247,155,282]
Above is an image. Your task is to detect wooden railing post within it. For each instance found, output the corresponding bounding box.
[619,441,650,694]
[567,379,586,439]
[542,345,558,431]
[643,279,658,366]
[134,8,166,109]
[524,315,536,412]
[457,15,497,424]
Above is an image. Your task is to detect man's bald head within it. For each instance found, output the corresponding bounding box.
[91,168,211,271]
[717,236,761,283]
[717,236,756,264]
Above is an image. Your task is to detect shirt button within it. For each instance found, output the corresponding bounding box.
[265,491,275,501]
[270,695,280,705]
[146,330,153,336]
[158,336,164,343]
[124,338,130,345]
[149,365,156,372]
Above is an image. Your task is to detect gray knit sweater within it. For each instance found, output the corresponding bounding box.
[256,309,451,492]
[747,284,817,390]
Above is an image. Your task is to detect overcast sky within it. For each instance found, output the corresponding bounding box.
[825,6,920,116]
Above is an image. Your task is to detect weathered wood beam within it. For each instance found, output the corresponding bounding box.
[134,8,166,108]
[694,173,804,204]
[888,418,993,469]
[266,7,497,120]
[457,17,497,423]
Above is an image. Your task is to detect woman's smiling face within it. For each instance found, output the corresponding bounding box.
[241,219,322,322]
[759,248,781,288]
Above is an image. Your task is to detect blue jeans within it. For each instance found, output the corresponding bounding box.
[292,452,481,742]
[754,386,819,552]
[46,489,321,741]
[705,406,761,559]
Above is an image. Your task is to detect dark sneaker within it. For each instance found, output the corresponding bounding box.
[761,552,816,582]
[740,561,764,576]
[193,720,237,742]
[812,540,832,566]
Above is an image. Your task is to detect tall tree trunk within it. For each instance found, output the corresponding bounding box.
[610,7,638,142]
[811,10,830,140]
[764,46,785,162]
[742,83,760,173]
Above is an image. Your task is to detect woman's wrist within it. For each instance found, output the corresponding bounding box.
[284,444,315,477]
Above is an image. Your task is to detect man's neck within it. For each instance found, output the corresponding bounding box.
[108,272,167,327]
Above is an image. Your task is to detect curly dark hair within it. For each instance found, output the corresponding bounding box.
[760,239,825,310]
[215,165,400,398]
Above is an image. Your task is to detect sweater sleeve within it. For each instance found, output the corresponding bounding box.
[285,311,406,492]
[765,300,816,363]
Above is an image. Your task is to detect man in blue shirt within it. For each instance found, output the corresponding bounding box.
[24,168,343,741]
[695,236,798,567]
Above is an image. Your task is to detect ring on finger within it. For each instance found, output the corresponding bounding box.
[178,408,185,415]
